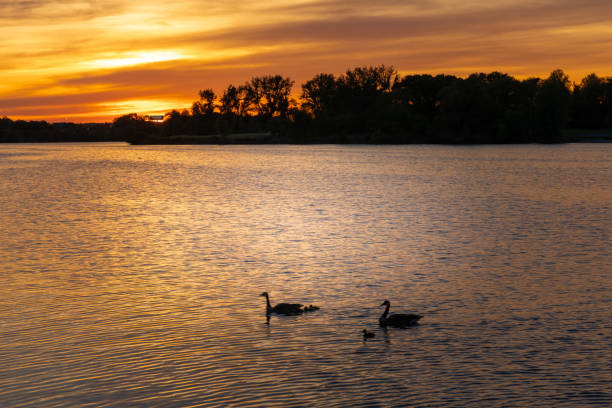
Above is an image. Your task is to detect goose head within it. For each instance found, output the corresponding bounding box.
[380,300,390,306]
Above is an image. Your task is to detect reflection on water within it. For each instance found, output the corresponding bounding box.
[0,143,610,407]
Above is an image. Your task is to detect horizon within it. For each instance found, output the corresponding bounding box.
[2,0,612,123]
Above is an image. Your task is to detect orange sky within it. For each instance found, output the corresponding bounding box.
[1,0,612,122]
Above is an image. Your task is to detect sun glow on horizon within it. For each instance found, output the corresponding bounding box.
[82,50,189,70]
[101,98,192,116]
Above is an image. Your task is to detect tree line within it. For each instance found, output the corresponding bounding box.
[2,66,612,143]
[0,118,117,143]
[119,66,612,144]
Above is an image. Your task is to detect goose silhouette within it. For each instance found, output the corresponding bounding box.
[362,329,376,339]
[379,300,422,328]
[260,292,319,315]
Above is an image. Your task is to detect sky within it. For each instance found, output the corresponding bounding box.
[1,0,612,122]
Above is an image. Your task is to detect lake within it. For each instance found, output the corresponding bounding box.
[0,143,610,407]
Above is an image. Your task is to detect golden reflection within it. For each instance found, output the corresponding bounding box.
[0,144,610,406]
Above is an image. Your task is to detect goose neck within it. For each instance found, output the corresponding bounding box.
[381,303,390,320]
[264,293,272,311]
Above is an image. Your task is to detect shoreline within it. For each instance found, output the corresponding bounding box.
[1,131,611,145]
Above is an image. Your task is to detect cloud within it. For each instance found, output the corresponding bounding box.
[188,0,612,47]
[0,0,124,22]
[1,0,612,121]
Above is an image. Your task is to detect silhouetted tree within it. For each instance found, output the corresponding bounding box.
[192,88,217,116]
[162,109,192,135]
[571,73,611,129]
[218,85,237,116]
[340,65,396,93]
[478,72,536,142]
[243,75,294,119]
[436,75,500,142]
[113,113,156,138]
[0,116,13,140]
[190,89,218,134]
[324,65,397,136]
[301,73,337,116]
[535,69,572,140]
[391,74,458,139]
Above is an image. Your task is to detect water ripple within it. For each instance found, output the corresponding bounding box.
[0,144,610,407]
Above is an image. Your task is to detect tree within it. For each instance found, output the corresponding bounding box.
[535,69,572,140]
[112,113,158,139]
[330,65,398,134]
[391,74,458,138]
[220,85,239,115]
[340,65,396,93]
[571,73,608,129]
[162,109,192,135]
[301,73,337,116]
[219,84,251,117]
[436,76,496,142]
[243,75,294,119]
[192,88,216,116]
[336,65,396,112]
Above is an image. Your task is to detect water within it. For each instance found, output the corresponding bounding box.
[0,143,610,407]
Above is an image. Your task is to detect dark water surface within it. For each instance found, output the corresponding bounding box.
[1,143,610,407]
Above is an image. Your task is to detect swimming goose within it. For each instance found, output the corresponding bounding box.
[379,300,422,327]
[362,329,376,339]
[260,292,319,315]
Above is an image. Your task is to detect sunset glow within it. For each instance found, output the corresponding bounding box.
[82,51,189,70]
[1,0,611,122]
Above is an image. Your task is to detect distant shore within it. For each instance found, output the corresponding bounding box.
[127,132,280,145]
[2,130,612,145]
[562,129,612,143]
[125,130,612,145]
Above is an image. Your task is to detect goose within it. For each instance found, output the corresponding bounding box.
[379,300,422,328]
[260,292,319,315]
[362,329,375,339]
